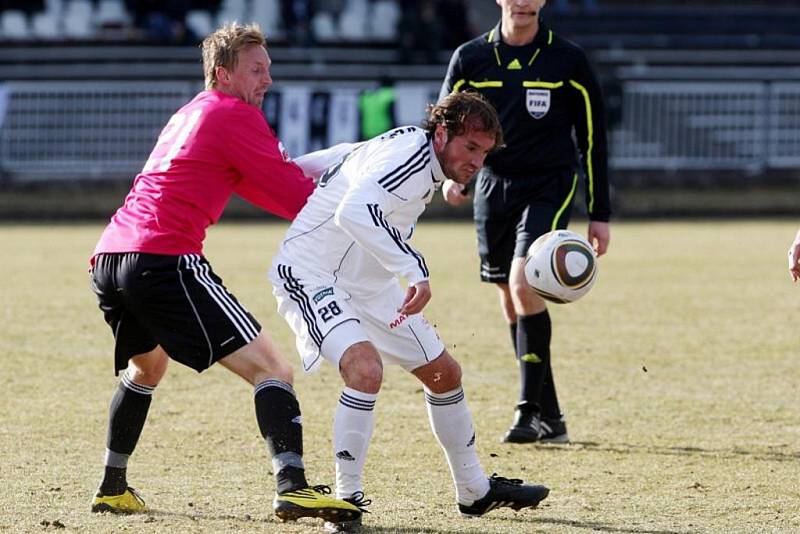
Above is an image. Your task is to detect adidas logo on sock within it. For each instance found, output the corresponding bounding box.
[467,432,475,447]
[336,450,356,461]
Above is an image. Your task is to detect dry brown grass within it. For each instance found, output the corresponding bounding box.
[1,220,798,533]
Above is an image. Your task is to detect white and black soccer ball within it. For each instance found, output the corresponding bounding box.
[524,230,597,304]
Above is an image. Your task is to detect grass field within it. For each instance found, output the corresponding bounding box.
[1,220,799,533]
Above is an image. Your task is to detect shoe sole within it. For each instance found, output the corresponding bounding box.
[324,518,363,532]
[539,433,570,444]
[90,503,145,514]
[458,487,550,518]
[274,503,361,523]
[501,433,540,443]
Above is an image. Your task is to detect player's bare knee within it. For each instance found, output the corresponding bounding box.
[509,278,531,303]
[340,346,383,393]
[128,347,168,386]
[510,284,546,315]
[341,359,382,393]
[415,351,462,393]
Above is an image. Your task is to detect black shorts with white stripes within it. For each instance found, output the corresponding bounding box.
[90,252,261,375]
[474,166,576,284]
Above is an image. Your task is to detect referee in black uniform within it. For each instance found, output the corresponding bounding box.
[440,0,611,444]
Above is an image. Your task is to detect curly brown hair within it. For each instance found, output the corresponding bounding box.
[422,91,504,151]
[202,22,266,90]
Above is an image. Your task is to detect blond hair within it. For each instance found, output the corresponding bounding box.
[201,22,266,89]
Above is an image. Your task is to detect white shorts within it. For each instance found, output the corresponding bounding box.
[269,263,445,373]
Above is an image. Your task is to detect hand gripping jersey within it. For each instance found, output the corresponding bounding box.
[93,90,314,258]
[274,126,446,297]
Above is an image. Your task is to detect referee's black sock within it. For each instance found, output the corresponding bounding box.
[516,311,551,414]
[509,322,518,355]
[100,374,154,496]
[541,360,563,421]
[254,380,308,494]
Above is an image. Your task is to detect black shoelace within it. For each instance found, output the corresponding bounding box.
[490,473,524,486]
[347,491,372,513]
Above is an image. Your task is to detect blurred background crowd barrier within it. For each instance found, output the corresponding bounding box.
[0,0,799,217]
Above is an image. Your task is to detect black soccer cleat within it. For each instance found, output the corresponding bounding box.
[502,405,542,443]
[539,416,569,444]
[323,491,371,533]
[458,474,549,517]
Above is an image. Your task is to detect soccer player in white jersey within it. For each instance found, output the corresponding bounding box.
[269,92,550,531]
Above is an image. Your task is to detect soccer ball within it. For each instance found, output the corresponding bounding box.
[524,230,597,303]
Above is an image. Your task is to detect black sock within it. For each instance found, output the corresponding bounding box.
[516,311,552,412]
[100,467,127,496]
[276,466,309,495]
[541,362,563,420]
[509,322,518,355]
[254,380,307,494]
[101,375,154,495]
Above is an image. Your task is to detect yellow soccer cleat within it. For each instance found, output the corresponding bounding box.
[90,487,147,514]
[273,485,362,523]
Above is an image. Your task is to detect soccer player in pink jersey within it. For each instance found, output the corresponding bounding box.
[88,22,361,524]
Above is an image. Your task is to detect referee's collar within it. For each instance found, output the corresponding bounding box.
[488,19,551,48]
[427,134,447,186]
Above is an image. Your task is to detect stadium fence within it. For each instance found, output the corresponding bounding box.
[0,79,799,182]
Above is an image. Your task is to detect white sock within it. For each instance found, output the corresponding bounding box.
[333,387,377,499]
[425,387,490,505]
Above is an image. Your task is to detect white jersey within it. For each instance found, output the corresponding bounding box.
[274,126,446,297]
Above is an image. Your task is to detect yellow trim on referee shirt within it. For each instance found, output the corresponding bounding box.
[487,29,502,65]
[522,81,563,89]
[569,79,595,213]
[469,81,503,88]
[452,79,504,92]
[552,172,578,231]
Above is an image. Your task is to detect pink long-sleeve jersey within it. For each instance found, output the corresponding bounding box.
[93,90,314,258]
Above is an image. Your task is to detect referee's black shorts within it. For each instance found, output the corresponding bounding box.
[474,166,578,284]
[90,252,261,375]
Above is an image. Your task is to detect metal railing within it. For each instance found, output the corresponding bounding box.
[0,81,196,180]
[0,79,798,182]
[611,80,800,171]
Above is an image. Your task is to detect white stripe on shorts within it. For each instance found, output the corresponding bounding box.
[177,257,214,365]
[184,254,258,342]
[277,264,324,347]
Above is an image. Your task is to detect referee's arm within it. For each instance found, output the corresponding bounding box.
[570,52,611,223]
